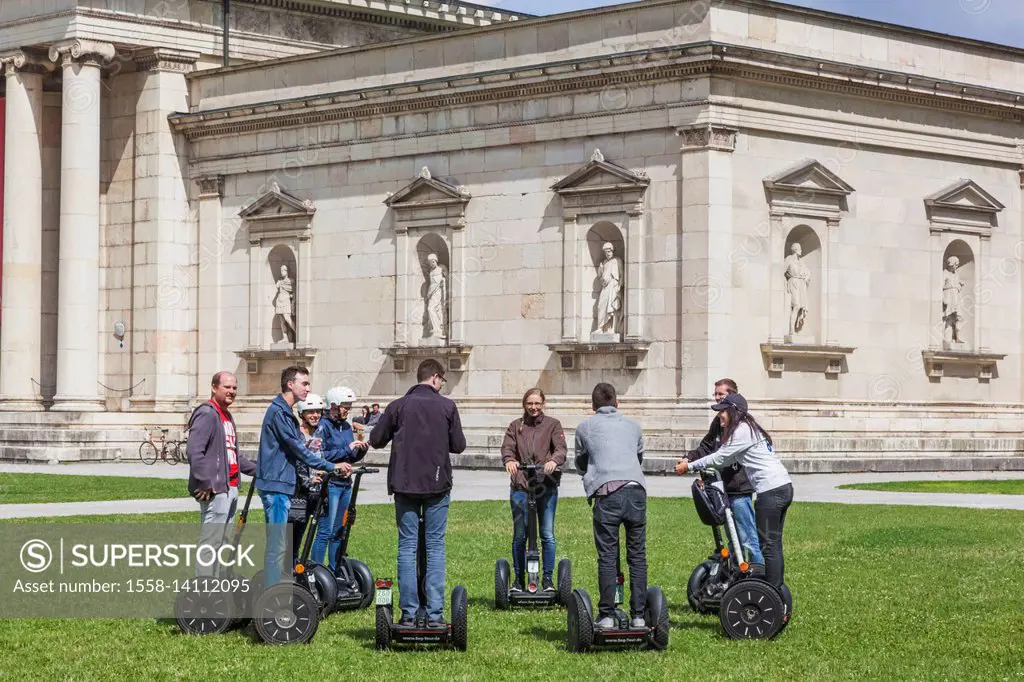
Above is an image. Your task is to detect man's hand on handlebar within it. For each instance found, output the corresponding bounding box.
[674,459,689,475]
[505,460,519,477]
[543,461,557,475]
[334,462,353,477]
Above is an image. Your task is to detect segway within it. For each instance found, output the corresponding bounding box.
[326,466,379,611]
[566,549,669,652]
[686,470,792,639]
[495,464,572,609]
[374,509,468,651]
[174,482,257,636]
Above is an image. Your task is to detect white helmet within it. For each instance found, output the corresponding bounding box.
[296,393,325,413]
[326,386,357,407]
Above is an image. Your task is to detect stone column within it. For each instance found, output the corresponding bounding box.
[130,48,199,411]
[0,50,50,409]
[449,220,466,345]
[678,124,737,395]
[560,214,579,341]
[48,39,114,412]
[196,175,224,395]
[393,225,410,346]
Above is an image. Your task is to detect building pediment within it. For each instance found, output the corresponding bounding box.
[924,179,1003,236]
[239,182,315,220]
[763,159,854,219]
[385,167,470,209]
[239,182,315,243]
[551,149,650,195]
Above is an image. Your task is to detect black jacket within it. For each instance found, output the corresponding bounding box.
[685,416,755,497]
[370,383,467,497]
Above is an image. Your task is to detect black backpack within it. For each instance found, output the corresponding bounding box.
[691,477,729,526]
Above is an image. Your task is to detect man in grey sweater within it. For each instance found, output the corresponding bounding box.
[574,382,647,628]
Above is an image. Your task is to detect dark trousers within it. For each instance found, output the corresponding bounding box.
[290,513,309,565]
[592,485,647,619]
[755,483,793,588]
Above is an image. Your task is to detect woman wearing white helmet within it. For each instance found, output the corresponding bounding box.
[310,386,368,572]
[289,394,325,564]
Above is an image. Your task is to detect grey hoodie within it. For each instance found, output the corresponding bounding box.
[186,401,257,495]
[574,406,646,499]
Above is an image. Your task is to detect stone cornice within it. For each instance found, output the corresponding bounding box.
[48,39,115,67]
[171,42,1024,141]
[237,0,531,29]
[134,48,200,74]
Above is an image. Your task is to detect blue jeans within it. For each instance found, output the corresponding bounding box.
[731,495,764,565]
[259,491,291,587]
[311,483,352,572]
[510,487,558,581]
[394,493,449,623]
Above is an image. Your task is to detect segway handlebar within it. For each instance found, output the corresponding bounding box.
[328,466,380,480]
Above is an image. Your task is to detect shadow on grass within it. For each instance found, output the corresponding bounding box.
[526,625,566,644]
[468,596,496,609]
[670,617,719,632]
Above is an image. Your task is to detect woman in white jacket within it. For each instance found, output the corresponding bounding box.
[676,392,793,588]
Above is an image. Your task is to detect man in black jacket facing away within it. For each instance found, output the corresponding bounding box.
[370,359,466,628]
[683,378,764,569]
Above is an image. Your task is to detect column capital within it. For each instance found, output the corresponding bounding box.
[0,48,53,76]
[48,40,115,68]
[677,124,738,153]
[135,48,200,74]
[196,175,224,198]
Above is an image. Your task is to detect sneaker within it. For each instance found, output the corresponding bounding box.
[542,576,554,591]
[511,581,524,592]
[427,619,447,629]
[594,616,616,629]
[631,616,646,628]
[398,616,415,627]
[748,563,766,577]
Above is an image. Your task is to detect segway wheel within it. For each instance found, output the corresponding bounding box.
[719,580,785,640]
[309,564,339,617]
[174,589,231,636]
[566,588,594,653]
[252,583,320,645]
[375,606,393,650]
[451,585,468,651]
[687,560,716,614]
[347,559,376,610]
[644,586,670,650]
[779,583,793,633]
[494,559,510,610]
[556,558,572,607]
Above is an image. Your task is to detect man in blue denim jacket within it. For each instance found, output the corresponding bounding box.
[310,386,369,572]
[255,365,338,586]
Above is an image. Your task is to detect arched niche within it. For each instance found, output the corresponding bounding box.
[267,245,298,345]
[783,225,822,343]
[585,222,626,339]
[415,234,450,343]
[941,239,975,350]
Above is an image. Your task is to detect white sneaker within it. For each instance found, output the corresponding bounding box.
[594,616,616,629]
[631,616,646,628]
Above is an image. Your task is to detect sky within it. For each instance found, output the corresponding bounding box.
[486,0,1024,49]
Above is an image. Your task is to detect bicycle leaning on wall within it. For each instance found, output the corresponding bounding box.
[139,427,187,465]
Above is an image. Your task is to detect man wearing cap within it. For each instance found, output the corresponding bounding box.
[574,382,648,630]
[311,385,369,571]
[682,378,763,568]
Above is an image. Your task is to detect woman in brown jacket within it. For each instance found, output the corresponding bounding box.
[500,388,567,592]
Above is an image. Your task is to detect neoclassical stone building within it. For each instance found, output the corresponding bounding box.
[2,0,1023,470]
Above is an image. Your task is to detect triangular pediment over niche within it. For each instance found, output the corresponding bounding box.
[763,159,855,197]
[924,179,1004,214]
[385,167,470,208]
[238,182,315,219]
[924,179,1003,235]
[551,149,650,194]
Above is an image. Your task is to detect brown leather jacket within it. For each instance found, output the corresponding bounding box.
[500,413,567,491]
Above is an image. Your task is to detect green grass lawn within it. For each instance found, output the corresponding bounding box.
[839,479,1024,495]
[2,499,1022,681]
[0,473,252,504]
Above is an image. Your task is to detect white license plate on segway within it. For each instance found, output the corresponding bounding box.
[376,588,392,606]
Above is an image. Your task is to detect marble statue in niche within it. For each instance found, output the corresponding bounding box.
[273,263,296,345]
[784,242,810,337]
[595,241,623,339]
[942,255,966,346]
[424,253,447,341]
